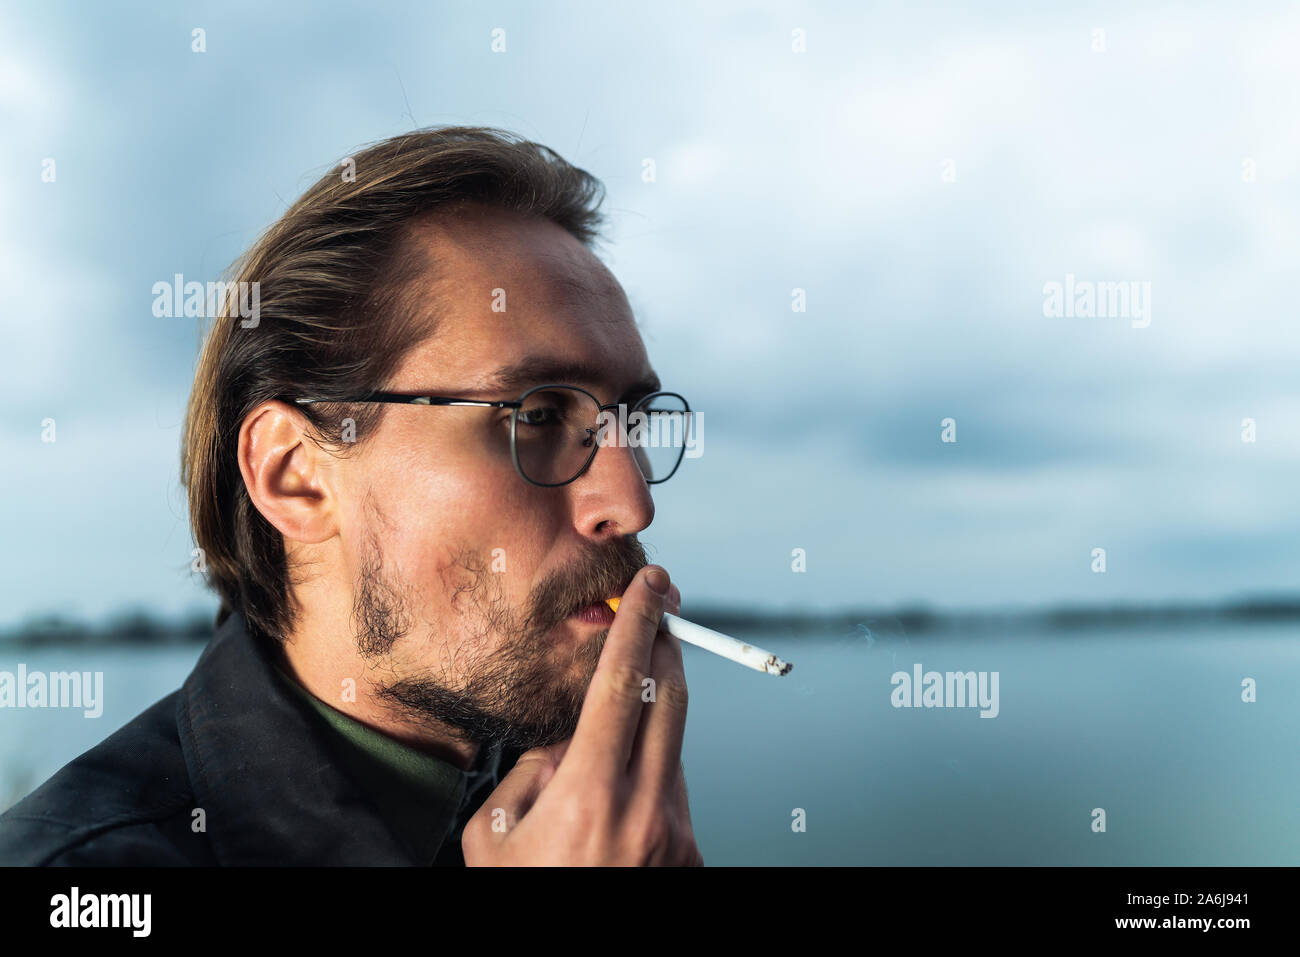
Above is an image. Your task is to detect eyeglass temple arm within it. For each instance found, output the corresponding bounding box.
[294,394,521,408]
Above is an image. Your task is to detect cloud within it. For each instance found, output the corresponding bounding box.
[3,0,1300,622]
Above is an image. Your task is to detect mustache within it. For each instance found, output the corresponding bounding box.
[523,535,648,634]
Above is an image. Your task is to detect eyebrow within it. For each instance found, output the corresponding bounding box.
[479,356,661,401]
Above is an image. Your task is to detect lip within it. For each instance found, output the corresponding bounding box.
[568,602,616,625]
[565,574,636,626]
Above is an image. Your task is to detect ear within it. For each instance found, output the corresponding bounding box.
[237,401,338,545]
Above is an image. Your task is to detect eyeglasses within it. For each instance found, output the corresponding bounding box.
[294,383,693,487]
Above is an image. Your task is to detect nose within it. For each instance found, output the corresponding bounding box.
[569,420,655,539]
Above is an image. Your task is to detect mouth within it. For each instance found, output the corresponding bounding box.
[568,602,616,626]
[564,575,635,627]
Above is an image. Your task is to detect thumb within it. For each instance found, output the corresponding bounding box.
[473,740,570,837]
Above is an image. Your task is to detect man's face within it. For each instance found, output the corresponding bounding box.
[321,204,662,753]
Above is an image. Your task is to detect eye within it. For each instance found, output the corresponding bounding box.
[517,404,564,428]
[515,388,586,431]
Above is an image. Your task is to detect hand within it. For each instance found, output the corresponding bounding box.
[463,565,701,866]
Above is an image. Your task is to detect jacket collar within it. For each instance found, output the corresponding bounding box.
[178,611,430,865]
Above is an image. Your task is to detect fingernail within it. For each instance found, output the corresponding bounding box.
[644,566,669,595]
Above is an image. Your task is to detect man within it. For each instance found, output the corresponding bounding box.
[0,127,701,866]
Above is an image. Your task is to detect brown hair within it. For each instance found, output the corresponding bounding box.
[181,126,606,642]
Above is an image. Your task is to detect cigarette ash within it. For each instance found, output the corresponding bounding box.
[764,655,793,677]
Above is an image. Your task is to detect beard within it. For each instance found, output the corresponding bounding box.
[352,531,648,754]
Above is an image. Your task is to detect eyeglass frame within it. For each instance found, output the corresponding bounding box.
[292,383,692,488]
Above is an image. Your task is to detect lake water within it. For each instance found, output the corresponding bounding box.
[2,621,1296,864]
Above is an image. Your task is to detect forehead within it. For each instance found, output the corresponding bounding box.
[389,205,656,401]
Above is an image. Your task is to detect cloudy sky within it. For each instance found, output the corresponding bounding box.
[3,0,1299,628]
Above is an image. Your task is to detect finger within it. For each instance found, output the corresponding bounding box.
[673,761,692,820]
[567,564,669,776]
[626,574,681,790]
[676,765,703,867]
[629,626,688,796]
[647,764,700,867]
[666,583,681,617]
[548,737,573,765]
[469,742,567,843]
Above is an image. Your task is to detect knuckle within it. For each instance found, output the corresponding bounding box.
[634,601,664,631]
[655,630,683,661]
[671,836,698,867]
[655,675,689,712]
[570,781,616,828]
[604,662,646,700]
[461,818,488,856]
[673,815,700,866]
[632,812,673,855]
[561,795,594,833]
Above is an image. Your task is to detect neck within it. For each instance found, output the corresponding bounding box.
[274,628,481,772]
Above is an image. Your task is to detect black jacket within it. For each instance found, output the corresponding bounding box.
[0,610,517,865]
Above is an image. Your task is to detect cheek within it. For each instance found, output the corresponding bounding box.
[355,428,563,608]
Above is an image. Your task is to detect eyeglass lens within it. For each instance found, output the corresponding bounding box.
[512,387,690,485]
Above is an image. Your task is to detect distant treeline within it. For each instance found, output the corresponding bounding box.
[0,610,217,648]
[2,596,1299,647]
[687,595,1300,636]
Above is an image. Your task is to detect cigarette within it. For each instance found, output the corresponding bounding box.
[605,598,793,677]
